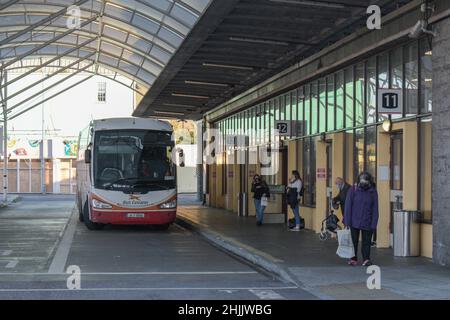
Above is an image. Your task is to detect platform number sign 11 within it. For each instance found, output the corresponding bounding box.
[378,89,403,115]
[275,121,291,136]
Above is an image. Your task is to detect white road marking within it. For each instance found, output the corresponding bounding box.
[5,260,18,269]
[1,250,12,256]
[249,289,285,300]
[0,286,298,292]
[48,210,77,274]
[0,271,258,276]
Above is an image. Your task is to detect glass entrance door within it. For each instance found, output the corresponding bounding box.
[390,132,403,247]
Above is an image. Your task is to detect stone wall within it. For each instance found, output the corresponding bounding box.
[432,17,450,266]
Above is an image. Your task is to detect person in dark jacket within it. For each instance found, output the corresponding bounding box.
[251,174,270,226]
[343,172,379,267]
[333,177,351,213]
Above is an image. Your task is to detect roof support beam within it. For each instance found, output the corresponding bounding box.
[0,37,97,90]
[1,15,98,70]
[0,0,21,11]
[0,52,95,104]
[6,62,94,113]
[9,74,94,121]
[0,0,90,47]
[134,0,242,117]
[94,0,106,74]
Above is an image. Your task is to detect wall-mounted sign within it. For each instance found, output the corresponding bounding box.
[317,168,327,180]
[275,121,292,136]
[378,89,403,115]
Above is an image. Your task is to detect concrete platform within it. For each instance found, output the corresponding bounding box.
[177,195,450,300]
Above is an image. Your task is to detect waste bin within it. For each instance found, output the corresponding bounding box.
[237,193,248,217]
[393,211,422,257]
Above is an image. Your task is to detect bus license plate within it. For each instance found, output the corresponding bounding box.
[127,213,145,218]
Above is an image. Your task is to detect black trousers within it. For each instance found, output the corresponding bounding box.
[350,227,373,261]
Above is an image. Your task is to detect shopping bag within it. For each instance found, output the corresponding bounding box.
[261,197,268,207]
[336,229,355,259]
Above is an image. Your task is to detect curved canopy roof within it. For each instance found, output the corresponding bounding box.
[0,0,212,93]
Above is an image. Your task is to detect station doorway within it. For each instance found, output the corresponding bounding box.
[389,131,403,247]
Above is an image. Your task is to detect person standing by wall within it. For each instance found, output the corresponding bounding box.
[343,172,379,267]
[251,174,270,226]
[287,170,303,232]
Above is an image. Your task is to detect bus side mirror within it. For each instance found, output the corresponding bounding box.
[85,149,92,164]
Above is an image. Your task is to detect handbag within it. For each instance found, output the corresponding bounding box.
[287,188,298,207]
[336,229,355,259]
[261,196,268,207]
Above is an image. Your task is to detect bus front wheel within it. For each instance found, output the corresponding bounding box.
[83,202,104,231]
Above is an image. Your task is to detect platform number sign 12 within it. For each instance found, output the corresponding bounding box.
[275,121,291,136]
[378,89,403,115]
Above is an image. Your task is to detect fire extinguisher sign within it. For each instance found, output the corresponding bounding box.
[378,89,403,115]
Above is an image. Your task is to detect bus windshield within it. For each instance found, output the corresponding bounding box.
[93,130,175,192]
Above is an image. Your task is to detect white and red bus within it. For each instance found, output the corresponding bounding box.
[76,118,177,230]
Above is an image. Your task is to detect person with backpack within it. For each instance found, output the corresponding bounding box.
[251,174,270,226]
[343,172,379,267]
[286,170,303,232]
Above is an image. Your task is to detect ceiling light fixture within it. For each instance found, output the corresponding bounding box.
[202,62,254,71]
[154,111,185,116]
[171,93,209,99]
[163,103,198,108]
[229,36,290,46]
[269,0,347,9]
[185,80,229,87]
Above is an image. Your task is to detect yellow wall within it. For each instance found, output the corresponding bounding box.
[206,120,433,258]
[314,140,328,232]
[421,224,433,258]
[377,128,392,249]
[332,133,345,222]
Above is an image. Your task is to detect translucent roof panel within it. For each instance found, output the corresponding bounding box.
[0,0,212,92]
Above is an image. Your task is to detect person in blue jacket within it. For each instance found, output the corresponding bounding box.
[343,172,379,267]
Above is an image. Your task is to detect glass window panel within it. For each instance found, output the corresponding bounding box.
[285,93,292,121]
[304,84,311,135]
[158,27,184,48]
[378,52,389,122]
[366,126,377,178]
[327,75,335,132]
[355,63,365,126]
[256,105,261,145]
[338,70,346,129]
[391,47,403,120]
[291,91,298,123]
[367,57,377,124]
[279,96,285,121]
[132,14,160,34]
[420,38,433,113]
[404,41,419,116]
[269,100,274,142]
[311,82,318,134]
[345,129,354,184]
[319,78,326,133]
[344,67,355,128]
[297,87,304,122]
[354,128,365,181]
[419,117,432,221]
[171,3,198,27]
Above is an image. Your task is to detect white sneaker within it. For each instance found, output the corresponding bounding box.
[289,226,300,232]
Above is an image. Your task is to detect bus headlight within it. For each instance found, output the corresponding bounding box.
[160,200,177,209]
[92,199,112,209]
